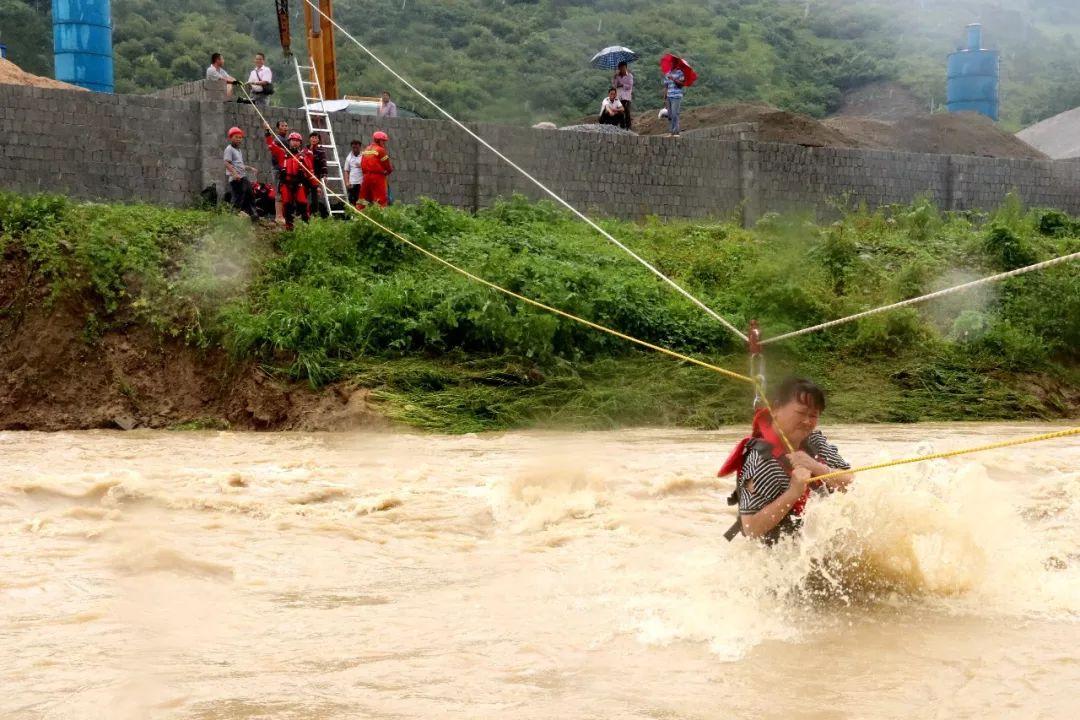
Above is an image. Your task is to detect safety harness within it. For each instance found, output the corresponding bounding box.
[719,408,811,544]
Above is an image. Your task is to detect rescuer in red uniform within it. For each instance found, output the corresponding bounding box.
[358,131,393,209]
[266,130,313,230]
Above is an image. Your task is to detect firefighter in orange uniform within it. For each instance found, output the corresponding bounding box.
[266,131,313,229]
[358,131,393,208]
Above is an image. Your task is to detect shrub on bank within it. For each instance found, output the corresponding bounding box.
[1,190,1077,429]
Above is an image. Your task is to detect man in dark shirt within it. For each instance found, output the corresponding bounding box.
[720,377,853,543]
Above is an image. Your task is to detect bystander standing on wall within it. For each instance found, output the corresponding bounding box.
[306,132,329,218]
[223,127,256,219]
[344,140,363,206]
[246,53,273,108]
[662,65,685,137]
[612,61,634,130]
[378,91,398,118]
[206,52,236,99]
[598,88,625,126]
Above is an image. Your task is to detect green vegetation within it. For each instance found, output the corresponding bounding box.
[1,190,1077,432]
[5,1,1080,129]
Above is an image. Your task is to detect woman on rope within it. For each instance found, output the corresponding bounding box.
[720,377,854,544]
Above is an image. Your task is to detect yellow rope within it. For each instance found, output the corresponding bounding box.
[236,83,1076,476]
[236,84,755,387]
[813,426,1080,483]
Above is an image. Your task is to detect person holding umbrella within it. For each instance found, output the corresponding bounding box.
[591,46,638,129]
[660,53,697,137]
[612,61,634,129]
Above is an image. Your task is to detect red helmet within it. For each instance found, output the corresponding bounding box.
[373,131,389,142]
[227,126,245,138]
[287,132,303,142]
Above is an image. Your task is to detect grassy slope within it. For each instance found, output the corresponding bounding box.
[1,192,1077,432]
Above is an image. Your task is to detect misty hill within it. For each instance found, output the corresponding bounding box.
[2,0,1079,130]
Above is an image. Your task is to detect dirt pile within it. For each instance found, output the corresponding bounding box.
[0,244,384,432]
[631,102,865,148]
[615,100,1045,158]
[0,58,86,92]
[1017,106,1080,160]
[832,81,927,121]
[824,112,1047,159]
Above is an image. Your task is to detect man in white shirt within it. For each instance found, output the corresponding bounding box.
[206,52,236,99]
[598,88,625,126]
[246,53,273,108]
[378,91,398,118]
[344,139,364,206]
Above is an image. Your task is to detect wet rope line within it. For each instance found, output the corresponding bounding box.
[813,426,1080,483]
[238,83,1080,475]
[236,83,755,391]
[761,251,1080,346]
[299,0,748,343]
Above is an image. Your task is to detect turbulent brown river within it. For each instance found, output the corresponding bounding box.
[3,424,1079,719]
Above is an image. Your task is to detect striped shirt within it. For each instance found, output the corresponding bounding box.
[737,431,849,515]
[663,69,685,100]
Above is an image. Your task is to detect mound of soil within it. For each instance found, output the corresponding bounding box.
[1017,106,1080,160]
[0,58,86,92]
[576,98,1045,159]
[824,112,1047,159]
[832,81,927,121]
[631,102,865,148]
[0,244,384,432]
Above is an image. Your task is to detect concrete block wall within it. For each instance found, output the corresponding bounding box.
[472,125,743,220]
[149,79,227,103]
[0,86,201,206]
[754,143,951,217]
[4,84,1080,223]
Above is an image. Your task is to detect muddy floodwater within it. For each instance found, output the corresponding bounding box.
[2,424,1079,719]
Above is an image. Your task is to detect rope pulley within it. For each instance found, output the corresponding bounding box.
[748,319,766,410]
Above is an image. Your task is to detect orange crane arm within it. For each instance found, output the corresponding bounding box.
[275,0,339,100]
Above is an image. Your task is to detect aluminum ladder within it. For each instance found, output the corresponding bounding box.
[294,55,347,216]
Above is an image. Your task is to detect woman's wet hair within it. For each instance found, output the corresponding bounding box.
[771,377,826,412]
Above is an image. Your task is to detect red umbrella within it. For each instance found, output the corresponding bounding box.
[659,53,698,88]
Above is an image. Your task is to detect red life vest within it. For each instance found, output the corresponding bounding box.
[282,151,313,189]
[719,408,813,541]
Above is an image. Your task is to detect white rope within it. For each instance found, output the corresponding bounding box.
[761,250,1080,345]
[299,0,748,343]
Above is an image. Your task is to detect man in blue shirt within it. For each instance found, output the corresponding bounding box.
[662,67,685,136]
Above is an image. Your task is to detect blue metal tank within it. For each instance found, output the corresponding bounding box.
[946,23,999,121]
[52,0,114,93]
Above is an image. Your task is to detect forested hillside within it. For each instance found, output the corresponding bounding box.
[3,0,1080,129]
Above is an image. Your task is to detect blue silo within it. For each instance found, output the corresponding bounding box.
[52,0,114,93]
[946,23,999,121]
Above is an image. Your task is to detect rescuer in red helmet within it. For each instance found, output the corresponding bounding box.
[358,130,393,209]
[265,130,313,230]
[223,126,256,219]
